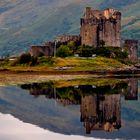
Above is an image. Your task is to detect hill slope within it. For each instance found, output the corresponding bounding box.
[0,0,139,56]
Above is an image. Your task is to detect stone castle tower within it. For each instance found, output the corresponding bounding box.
[80,7,121,47]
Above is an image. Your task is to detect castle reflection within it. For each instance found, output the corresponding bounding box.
[81,94,121,133]
[20,79,138,134]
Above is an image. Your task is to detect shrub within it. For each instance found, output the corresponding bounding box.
[18,53,31,64]
[95,47,110,57]
[56,45,72,57]
[0,59,9,66]
[37,56,54,65]
[67,41,79,54]
[94,47,128,59]
[77,45,95,57]
[30,56,38,66]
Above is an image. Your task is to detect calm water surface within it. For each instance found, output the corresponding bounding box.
[0,78,140,140]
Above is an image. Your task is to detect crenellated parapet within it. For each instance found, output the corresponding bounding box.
[80,7,121,47]
[55,35,81,44]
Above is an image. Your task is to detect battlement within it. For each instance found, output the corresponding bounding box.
[83,7,121,20]
[55,35,80,43]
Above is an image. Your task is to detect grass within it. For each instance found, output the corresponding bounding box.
[0,56,128,72]
[53,56,127,71]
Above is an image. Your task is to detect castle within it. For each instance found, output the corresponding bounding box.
[29,7,138,60]
[80,7,121,47]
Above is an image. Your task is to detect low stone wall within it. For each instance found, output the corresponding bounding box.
[29,45,54,57]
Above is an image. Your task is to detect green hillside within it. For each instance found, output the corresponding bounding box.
[0,0,139,56]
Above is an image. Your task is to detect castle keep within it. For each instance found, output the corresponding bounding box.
[80,7,121,47]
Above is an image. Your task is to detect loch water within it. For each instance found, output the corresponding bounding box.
[0,78,140,140]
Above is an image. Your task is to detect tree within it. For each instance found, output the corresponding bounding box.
[95,47,110,57]
[67,41,78,54]
[18,53,31,64]
[30,56,38,66]
[56,45,72,57]
[78,45,95,57]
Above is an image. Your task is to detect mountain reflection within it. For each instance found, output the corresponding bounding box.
[20,79,138,134]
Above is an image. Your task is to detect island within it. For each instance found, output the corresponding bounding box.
[0,7,139,76]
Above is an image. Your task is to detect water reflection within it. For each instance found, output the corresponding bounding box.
[80,94,121,134]
[20,79,138,135]
[125,79,138,100]
[80,79,138,134]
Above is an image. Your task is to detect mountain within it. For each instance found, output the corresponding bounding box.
[0,0,139,56]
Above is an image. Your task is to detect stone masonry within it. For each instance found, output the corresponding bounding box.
[55,35,80,44]
[124,39,138,61]
[29,42,54,57]
[80,7,121,47]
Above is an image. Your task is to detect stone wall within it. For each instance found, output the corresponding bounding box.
[29,35,81,57]
[80,7,121,47]
[55,35,81,44]
[29,43,54,57]
[124,39,138,61]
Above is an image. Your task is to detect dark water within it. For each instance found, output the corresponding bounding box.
[0,78,140,139]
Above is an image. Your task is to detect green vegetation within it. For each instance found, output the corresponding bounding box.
[10,53,37,66]
[56,45,72,57]
[0,44,135,73]
[56,41,129,59]
[67,41,78,54]
[54,78,126,88]
[77,45,94,57]
[56,82,127,100]
[94,47,128,59]
[17,53,32,64]
[20,79,128,102]
[0,55,129,72]
[54,57,128,71]
[37,56,54,65]
[20,78,128,91]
